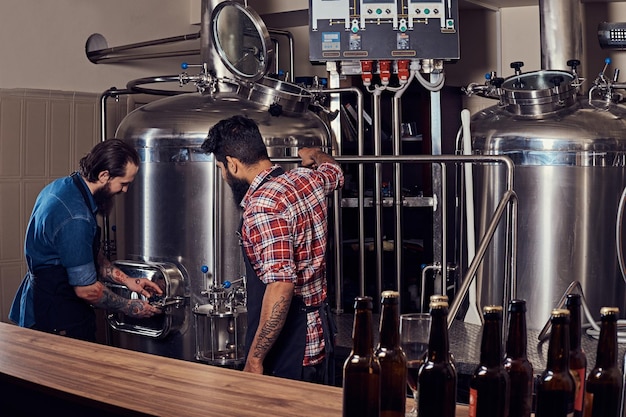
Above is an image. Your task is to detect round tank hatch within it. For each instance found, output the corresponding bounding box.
[500,70,578,116]
[210,1,273,84]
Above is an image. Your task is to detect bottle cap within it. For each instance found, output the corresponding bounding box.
[483,305,503,314]
[565,293,581,306]
[429,300,449,309]
[600,306,620,316]
[430,294,449,303]
[483,306,502,318]
[551,308,570,318]
[381,290,400,303]
[508,299,527,312]
[354,296,373,310]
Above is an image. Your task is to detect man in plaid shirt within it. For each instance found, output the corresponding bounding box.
[202,115,343,383]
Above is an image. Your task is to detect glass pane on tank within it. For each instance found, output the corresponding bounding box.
[211,2,272,82]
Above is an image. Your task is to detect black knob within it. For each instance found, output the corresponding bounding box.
[492,77,505,88]
[550,76,564,87]
[567,59,581,70]
[510,61,525,71]
[268,103,283,117]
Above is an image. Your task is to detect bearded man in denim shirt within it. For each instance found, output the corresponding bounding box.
[10,139,162,342]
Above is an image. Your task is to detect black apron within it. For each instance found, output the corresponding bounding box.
[242,167,336,383]
[32,173,100,342]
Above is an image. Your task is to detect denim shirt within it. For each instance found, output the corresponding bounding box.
[9,174,99,327]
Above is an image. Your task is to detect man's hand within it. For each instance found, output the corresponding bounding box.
[124,277,163,299]
[298,147,338,169]
[75,281,162,317]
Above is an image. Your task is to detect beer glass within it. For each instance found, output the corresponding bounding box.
[400,313,431,417]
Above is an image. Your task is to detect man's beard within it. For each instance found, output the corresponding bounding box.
[225,169,249,205]
[93,183,116,216]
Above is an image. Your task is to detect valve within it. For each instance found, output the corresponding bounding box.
[178,62,215,93]
[510,61,524,76]
[379,60,392,85]
[268,103,283,117]
[360,60,374,87]
[397,60,411,83]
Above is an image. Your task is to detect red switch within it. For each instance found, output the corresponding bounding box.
[379,60,391,85]
[361,60,374,86]
[398,60,411,83]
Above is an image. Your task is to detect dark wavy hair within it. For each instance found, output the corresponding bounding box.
[201,115,269,166]
[78,139,140,182]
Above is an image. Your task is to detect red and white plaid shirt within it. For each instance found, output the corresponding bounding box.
[241,163,344,366]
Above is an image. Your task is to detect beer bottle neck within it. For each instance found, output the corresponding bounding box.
[596,315,618,369]
[353,309,375,356]
[427,308,450,362]
[378,302,400,349]
[566,296,582,351]
[505,311,528,359]
[547,318,570,371]
[481,313,503,367]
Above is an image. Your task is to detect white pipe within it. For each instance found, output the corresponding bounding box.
[461,109,482,325]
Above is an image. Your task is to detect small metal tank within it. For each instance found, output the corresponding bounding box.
[107,1,332,363]
[472,69,626,330]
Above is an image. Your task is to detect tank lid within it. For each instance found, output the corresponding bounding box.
[210,1,273,84]
[500,70,578,116]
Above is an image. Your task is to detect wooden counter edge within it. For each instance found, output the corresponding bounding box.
[0,322,469,417]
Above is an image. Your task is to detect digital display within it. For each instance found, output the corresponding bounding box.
[362,0,395,3]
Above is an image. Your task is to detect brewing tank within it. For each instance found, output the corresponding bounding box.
[106,1,332,362]
[472,69,626,330]
[110,82,331,362]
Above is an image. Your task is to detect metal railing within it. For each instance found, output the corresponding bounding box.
[273,154,517,327]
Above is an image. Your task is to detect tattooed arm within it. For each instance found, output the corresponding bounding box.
[243,281,294,374]
[97,252,163,298]
[74,281,161,318]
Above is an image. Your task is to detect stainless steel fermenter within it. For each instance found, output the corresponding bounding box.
[106,1,331,363]
[471,69,626,330]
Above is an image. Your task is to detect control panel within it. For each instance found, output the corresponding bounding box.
[309,0,459,61]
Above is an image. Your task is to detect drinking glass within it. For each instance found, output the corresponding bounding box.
[400,313,432,417]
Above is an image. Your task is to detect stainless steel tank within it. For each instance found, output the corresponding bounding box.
[472,69,626,330]
[107,1,332,363]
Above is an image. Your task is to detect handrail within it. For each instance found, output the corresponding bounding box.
[272,154,516,315]
[448,189,518,330]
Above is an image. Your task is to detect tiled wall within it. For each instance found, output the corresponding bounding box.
[0,89,127,323]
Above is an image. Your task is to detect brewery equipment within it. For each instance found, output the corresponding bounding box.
[467,62,626,330]
[106,0,331,363]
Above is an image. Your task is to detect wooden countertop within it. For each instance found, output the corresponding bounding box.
[0,322,469,416]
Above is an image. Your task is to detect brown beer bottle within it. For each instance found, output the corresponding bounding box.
[469,305,510,417]
[343,296,380,417]
[583,307,622,417]
[535,309,575,417]
[417,300,457,417]
[503,300,533,417]
[375,291,407,417]
[566,294,587,417]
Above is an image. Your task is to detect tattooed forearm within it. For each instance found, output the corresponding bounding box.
[252,295,290,359]
[99,260,128,286]
[91,286,148,317]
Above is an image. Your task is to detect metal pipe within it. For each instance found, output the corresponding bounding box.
[91,49,200,64]
[272,154,515,317]
[309,86,365,314]
[539,0,582,71]
[392,77,415,311]
[373,89,384,304]
[126,75,185,96]
[87,32,201,64]
[448,189,518,328]
[268,29,295,83]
